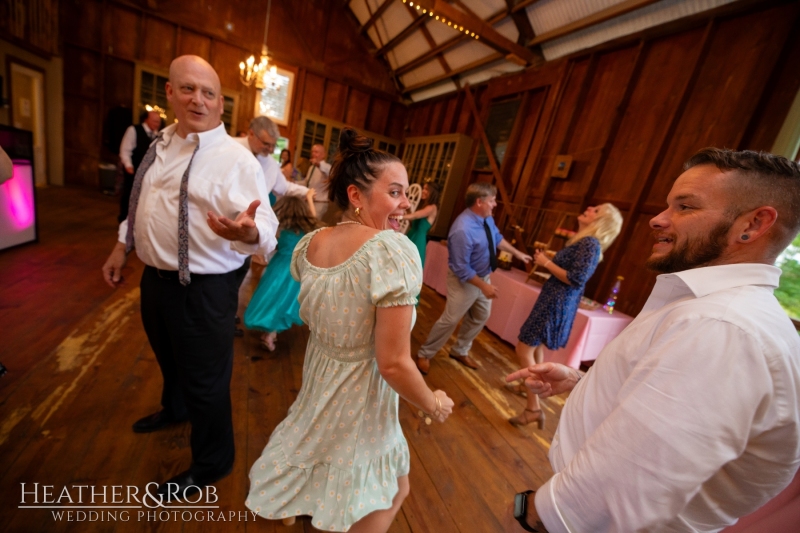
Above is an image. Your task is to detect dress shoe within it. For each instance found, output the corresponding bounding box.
[449,353,479,369]
[509,408,545,429]
[415,357,430,375]
[132,411,187,433]
[157,467,232,501]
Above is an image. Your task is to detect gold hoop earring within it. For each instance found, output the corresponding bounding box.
[354,207,361,217]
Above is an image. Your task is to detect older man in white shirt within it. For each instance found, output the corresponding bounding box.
[102,55,278,499]
[234,115,310,200]
[506,148,800,533]
[304,143,332,220]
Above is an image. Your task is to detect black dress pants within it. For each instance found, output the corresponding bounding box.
[140,265,238,481]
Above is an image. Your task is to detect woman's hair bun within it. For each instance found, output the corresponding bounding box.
[338,128,373,155]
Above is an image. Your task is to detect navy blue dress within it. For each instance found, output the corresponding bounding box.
[518,237,601,350]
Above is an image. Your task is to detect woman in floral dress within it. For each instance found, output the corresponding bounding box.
[246,128,454,532]
[508,204,622,428]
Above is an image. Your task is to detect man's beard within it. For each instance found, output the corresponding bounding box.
[645,219,732,273]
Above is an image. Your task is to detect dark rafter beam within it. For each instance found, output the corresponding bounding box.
[402,51,503,93]
[414,0,536,64]
[361,0,394,35]
[404,1,451,74]
[395,8,506,76]
[528,0,660,46]
[500,0,536,44]
[375,11,428,56]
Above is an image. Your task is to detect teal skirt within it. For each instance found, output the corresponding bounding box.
[244,229,305,333]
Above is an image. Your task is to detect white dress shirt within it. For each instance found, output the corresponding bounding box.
[536,263,800,533]
[305,160,331,197]
[232,136,308,198]
[119,122,156,169]
[117,123,278,273]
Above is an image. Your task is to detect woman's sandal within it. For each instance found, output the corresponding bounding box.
[504,381,528,398]
[509,408,545,429]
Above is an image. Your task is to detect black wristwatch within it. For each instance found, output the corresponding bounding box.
[514,490,547,532]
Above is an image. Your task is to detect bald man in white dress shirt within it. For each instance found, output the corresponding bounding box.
[102,55,278,499]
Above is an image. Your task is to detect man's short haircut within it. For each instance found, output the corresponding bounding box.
[138,110,150,123]
[685,148,800,253]
[465,182,497,207]
[250,116,279,140]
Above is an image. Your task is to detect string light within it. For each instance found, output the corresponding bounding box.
[398,3,480,40]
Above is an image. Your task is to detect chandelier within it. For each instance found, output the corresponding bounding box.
[239,0,274,87]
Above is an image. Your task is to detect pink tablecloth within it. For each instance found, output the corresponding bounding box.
[423,241,632,369]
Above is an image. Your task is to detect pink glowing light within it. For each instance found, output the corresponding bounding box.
[2,162,35,229]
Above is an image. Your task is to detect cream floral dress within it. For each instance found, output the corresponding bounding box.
[246,229,422,531]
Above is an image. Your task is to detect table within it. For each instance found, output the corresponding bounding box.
[423,241,633,369]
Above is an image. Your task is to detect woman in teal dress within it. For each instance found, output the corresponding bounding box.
[246,129,454,532]
[402,181,440,267]
[244,189,317,351]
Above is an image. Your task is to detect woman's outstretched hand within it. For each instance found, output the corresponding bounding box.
[506,362,581,398]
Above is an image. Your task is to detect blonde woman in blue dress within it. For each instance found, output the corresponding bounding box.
[246,128,454,532]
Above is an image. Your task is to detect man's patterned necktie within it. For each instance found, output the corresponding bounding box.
[125,133,200,286]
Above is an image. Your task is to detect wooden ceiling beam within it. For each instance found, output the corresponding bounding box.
[402,51,503,93]
[413,0,537,65]
[527,0,661,46]
[395,8,506,76]
[374,10,428,56]
[405,2,452,74]
[361,0,394,35]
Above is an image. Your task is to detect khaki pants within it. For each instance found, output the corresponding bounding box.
[418,269,492,359]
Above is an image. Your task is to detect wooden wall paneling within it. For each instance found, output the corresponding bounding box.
[579,41,647,210]
[140,17,176,70]
[408,101,432,138]
[64,96,101,154]
[321,79,348,122]
[301,72,325,119]
[441,94,462,134]
[209,40,246,90]
[345,88,371,130]
[61,0,103,50]
[526,56,598,211]
[645,4,800,209]
[366,97,391,137]
[104,4,140,60]
[591,29,707,204]
[102,57,135,109]
[386,102,407,140]
[511,60,571,205]
[178,30,212,61]
[738,6,800,151]
[550,47,640,201]
[428,99,448,136]
[504,88,547,205]
[63,46,102,99]
[612,212,662,315]
[594,21,717,309]
[285,68,307,154]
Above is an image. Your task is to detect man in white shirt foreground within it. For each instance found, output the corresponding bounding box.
[101,55,278,498]
[505,148,800,533]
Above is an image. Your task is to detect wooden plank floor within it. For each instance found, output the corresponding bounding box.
[0,187,563,533]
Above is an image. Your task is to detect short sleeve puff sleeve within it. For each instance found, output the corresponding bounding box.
[366,232,422,307]
[563,237,601,287]
[290,230,320,282]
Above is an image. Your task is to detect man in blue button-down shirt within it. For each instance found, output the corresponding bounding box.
[416,183,531,374]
